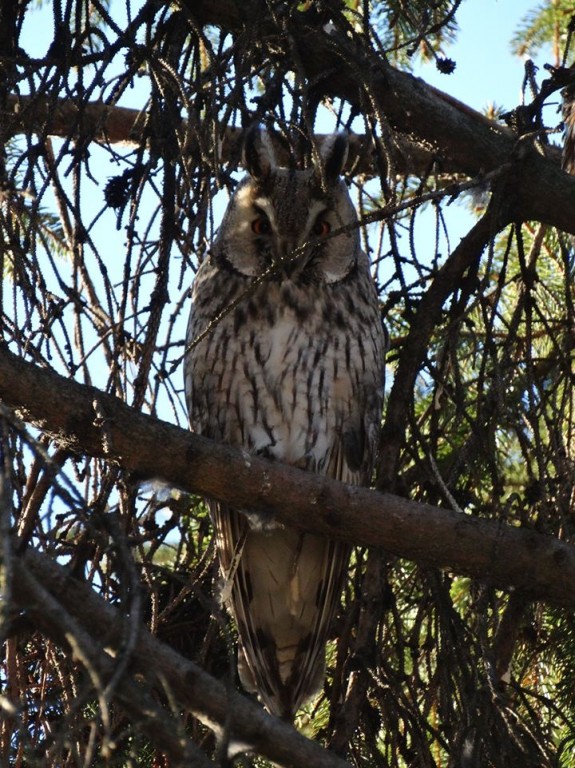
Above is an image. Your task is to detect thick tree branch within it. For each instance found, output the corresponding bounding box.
[2,94,459,178]
[3,93,149,147]
[11,550,351,768]
[2,346,575,606]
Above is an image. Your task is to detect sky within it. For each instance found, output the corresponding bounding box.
[415,0,535,113]
[16,0,553,279]
[18,2,552,213]
[15,0,556,396]
[409,1,556,264]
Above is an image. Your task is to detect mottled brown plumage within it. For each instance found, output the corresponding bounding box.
[184,127,387,719]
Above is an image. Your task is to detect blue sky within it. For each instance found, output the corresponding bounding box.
[416,1,534,112]
[409,1,556,258]
[16,1,554,401]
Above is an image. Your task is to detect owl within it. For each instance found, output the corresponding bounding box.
[184,126,387,720]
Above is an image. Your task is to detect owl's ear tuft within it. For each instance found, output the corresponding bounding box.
[243,125,277,179]
[320,133,349,183]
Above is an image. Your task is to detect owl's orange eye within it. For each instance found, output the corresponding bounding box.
[252,216,271,235]
[313,218,331,236]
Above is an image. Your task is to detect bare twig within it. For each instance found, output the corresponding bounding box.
[13,550,352,768]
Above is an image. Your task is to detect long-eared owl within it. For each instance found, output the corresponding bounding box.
[185,126,387,720]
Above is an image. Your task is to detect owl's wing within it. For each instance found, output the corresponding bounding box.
[210,418,381,720]
[212,501,351,721]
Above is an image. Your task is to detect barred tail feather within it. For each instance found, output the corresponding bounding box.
[213,504,349,720]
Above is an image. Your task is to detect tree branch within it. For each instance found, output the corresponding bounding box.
[11,561,216,768]
[378,194,505,488]
[2,94,465,178]
[12,550,351,768]
[2,346,575,606]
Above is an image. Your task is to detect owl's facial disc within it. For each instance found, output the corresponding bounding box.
[216,163,358,282]
[250,192,335,271]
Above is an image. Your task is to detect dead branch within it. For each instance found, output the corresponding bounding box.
[11,561,216,767]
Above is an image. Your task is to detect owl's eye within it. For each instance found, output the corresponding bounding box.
[252,216,271,235]
[312,218,331,237]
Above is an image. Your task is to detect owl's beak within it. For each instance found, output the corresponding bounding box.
[276,237,298,262]
[275,237,311,276]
